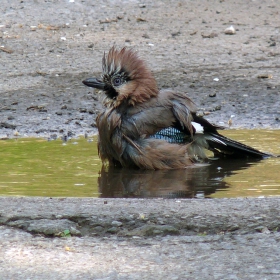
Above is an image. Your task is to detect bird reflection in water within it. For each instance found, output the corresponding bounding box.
[98,158,262,198]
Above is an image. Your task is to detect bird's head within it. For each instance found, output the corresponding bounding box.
[83,46,158,107]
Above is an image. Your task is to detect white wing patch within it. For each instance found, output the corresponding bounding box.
[191,122,204,134]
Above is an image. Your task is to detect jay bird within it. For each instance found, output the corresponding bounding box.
[83,47,271,169]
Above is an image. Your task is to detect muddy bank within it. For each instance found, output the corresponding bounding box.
[0,0,280,139]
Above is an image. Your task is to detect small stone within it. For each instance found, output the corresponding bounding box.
[257,74,273,79]
[79,108,87,113]
[136,17,147,22]
[171,31,181,37]
[209,92,216,97]
[255,226,266,232]
[201,32,218,38]
[127,220,135,226]
[107,227,119,233]
[0,122,16,129]
[25,219,81,236]
[227,225,240,232]
[261,226,271,234]
[50,134,58,140]
[69,226,81,236]
[129,225,179,237]
[270,269,280,274]
[94,226,104,232]
[111,221,123,227]
[224,25,236,35]
[0,134,9,140]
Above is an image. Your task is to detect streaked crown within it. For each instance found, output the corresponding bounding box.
[101,47,158,106]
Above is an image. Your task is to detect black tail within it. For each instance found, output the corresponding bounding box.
[206,132,273,159]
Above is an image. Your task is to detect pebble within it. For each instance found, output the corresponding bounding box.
[111,221,123,227]
[94,226,104,232]
[224,25,236,35]
[209,92,216,97]
[79,108,87,113]
[107,227,119,233]
[129,225,179,237]
[257,74,273,79]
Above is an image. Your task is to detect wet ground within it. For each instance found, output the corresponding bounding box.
[0,0,280,139]
[1,0,280,279]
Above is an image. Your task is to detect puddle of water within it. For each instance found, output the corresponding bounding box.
[0,130,279,198]
[0,138,102,197]
[210,129,280,198]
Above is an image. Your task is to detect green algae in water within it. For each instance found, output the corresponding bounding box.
[0,137,102,197]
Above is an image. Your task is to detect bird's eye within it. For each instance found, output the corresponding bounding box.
[112,77,122,87]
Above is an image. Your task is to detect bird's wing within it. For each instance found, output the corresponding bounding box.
[170,92,197,135]
[122,90,199,138]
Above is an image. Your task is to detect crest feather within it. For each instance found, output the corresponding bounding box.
[102,47,158,106]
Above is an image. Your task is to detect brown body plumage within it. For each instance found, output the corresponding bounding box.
[83,47,271,169]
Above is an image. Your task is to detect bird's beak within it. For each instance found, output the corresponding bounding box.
[82,78,105,90]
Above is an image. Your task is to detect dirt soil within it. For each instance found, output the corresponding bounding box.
[0,0,279,139]
[1,0,280,279]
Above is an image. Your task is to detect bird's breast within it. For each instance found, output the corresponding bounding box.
[96,109,125,162]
